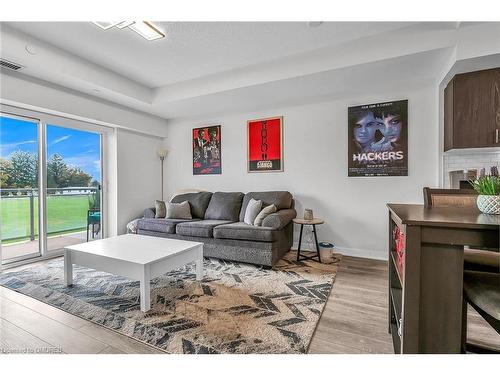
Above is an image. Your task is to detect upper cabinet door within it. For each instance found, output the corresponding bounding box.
[444,78,454,151]
[448,68,500,150]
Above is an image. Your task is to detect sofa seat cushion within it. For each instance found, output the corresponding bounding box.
[213,222,279,242]
[137,218,199,234]
[176,220,234,238]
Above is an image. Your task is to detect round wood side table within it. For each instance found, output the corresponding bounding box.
[293,218,325,263]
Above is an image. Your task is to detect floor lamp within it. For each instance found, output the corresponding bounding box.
[157,148,168,201]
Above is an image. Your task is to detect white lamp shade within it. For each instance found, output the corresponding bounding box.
[157,148,169,158]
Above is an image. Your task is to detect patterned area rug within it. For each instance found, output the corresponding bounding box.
[0,252,340,354]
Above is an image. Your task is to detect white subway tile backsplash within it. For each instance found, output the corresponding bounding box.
[443,150,499,187]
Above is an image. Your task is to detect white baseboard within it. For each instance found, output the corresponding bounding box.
[333,246,388,261]
[292,241,388,261]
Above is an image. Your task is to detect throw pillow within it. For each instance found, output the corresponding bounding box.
[244,198,262,225]
[155,200,166,218]
[254,204,277,226]
[166,201,192,220]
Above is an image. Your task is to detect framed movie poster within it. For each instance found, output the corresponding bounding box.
[247,117,283,172]
[193,125,221,175]
[348,100,408,177]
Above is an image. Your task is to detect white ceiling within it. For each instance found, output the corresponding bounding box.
[1,22,499,121]
[158,48,455,119]
[5,22,416,87]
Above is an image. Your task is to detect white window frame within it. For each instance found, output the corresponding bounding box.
[0,111,43,266]
[0,104,111,269]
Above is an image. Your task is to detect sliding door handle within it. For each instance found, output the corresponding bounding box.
[496,129,499,144]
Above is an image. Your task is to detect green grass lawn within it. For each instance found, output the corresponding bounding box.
[1,195,92,243]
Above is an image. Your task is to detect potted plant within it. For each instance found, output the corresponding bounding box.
[469,167,500,215]
[88,190,100,211]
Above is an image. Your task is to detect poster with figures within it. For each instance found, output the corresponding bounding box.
[348,100,408,177]
[192,125,221,175]
[247,117,283,172]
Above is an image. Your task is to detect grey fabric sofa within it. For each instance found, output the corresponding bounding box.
[136,191,296,267]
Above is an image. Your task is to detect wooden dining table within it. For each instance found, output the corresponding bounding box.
[387,203,499,353]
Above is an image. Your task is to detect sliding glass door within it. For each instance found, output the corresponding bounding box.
[45,124,102,252]
[0,106,104,266]
[0,113,42,263]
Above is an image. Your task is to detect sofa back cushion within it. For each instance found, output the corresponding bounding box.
[171,192,213,219]
[239,191,293,222]
[205,192,244,221]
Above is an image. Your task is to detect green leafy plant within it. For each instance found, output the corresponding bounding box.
[88,191,101,210]
[469,175,500,195]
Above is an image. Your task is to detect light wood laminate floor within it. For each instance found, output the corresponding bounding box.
[0,255,498,354]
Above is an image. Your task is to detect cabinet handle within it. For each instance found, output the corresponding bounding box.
[497,129,499,144]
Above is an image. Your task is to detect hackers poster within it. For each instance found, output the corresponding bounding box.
[348,100,408,177]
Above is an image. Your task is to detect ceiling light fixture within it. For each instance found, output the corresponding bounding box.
[90,21,165,41]
[115,21,135,29]
[92,21,122,30]
[307,21,324,28]
[129,22,165,41]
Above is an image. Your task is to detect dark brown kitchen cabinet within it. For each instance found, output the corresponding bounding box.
[444,67,500,151]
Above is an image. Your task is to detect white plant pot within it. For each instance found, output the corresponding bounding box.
[476,195,500,215]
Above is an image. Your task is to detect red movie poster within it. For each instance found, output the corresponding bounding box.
[247,117,283,172]
[192,125,221,175]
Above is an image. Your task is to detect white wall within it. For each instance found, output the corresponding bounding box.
[165,86,439,260]
[115,129,164,234]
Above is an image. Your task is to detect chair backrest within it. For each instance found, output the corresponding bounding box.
[423,187,478,208]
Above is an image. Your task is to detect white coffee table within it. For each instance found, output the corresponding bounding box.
[64,234,204,312]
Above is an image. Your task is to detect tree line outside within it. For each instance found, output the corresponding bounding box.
[0,150,99,192]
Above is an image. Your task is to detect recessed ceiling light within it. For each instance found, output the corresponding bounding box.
[307,21,324,28]
[25,44,37,55]
[128,22,165,41]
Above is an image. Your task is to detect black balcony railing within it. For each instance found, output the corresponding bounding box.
[0,187,99,243]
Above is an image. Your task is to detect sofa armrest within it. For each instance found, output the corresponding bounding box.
[144,207,156,218]
[262,208,297,230]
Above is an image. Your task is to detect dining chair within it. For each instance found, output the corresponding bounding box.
[423,187,500,353]
[423,187,499,273]
[461,271,500,353]
[86,208,101,242]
